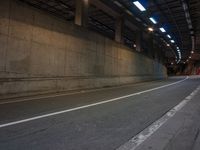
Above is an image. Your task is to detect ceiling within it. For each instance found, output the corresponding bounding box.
[18,0,200,63]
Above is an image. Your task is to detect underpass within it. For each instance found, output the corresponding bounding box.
[0,0,200,149]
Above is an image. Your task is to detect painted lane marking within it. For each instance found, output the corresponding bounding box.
[0,77,188,128]
[116,85,200,150]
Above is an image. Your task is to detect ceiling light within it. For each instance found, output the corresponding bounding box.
[143,23,147,26]
[133,1,146,11]
[170,40,175,43]
[135,17,141,22]
[114,1,123,8]
[126,10,133,16]
[191,51,194,54]
[167,35,171,38]
[148,27,154,32]
[167,44,170,47]
[159,27,166,32]
[149,17,157,24]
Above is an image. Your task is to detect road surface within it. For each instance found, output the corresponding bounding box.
[0,76,200,150]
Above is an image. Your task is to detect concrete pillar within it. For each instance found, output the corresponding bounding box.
[135,31,142,52]
[115,17,123,43]
[149,34,155,59]
[75,0,89,27]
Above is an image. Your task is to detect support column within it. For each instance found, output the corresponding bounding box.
[75,0,89,27]
[135,31,142,52]
[149,34,156,59]
[115,17,123,43]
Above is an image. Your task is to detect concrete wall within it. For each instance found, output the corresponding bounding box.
[0,0,167,99]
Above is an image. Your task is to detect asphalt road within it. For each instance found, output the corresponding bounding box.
[0,76,199,150]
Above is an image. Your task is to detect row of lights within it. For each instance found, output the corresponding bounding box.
[185,50,194,63]
[133,1,181,63]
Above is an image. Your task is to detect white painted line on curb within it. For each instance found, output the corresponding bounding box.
[116,84,200,150]
[0,77,188,129]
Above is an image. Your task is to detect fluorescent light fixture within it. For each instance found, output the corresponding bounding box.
[60,3,69,8]
[114,1,123,8]
[143,23,147,26]
[167,35,171,38]
[159,27,166,32]
[149,17,157,24]
[133,1,146,11]
[148,27,154,32]
[135,17,142,22]
[170,40,175,43]
[126,10,133,16]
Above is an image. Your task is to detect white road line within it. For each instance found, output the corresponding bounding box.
[0,77,188,129]
[117,84,200,150]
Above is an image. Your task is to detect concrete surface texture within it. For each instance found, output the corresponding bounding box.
[0,0,167,98]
